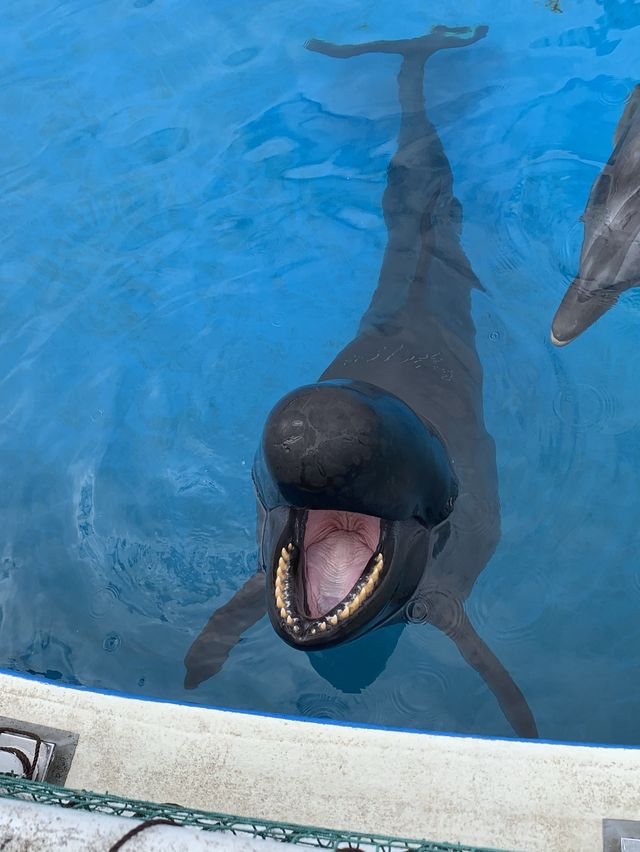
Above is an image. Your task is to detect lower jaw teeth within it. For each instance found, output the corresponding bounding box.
[275,549,384,635]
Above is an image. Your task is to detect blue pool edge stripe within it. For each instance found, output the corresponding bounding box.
[0,664,635,752]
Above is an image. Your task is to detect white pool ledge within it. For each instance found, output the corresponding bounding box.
[0,671,637,852]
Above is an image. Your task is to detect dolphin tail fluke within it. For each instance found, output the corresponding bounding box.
[183,572,265,690]
[306,25,488,62]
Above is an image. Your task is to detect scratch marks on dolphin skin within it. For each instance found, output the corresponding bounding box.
[341,344,454,379]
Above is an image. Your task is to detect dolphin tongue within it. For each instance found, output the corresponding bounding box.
[303,510,380,618]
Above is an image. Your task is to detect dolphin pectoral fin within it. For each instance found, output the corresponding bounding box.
[447,611,538,739]
[183,572,265,690]
[423,596,537,738]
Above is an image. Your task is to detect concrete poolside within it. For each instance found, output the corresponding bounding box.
[0,670,638,852]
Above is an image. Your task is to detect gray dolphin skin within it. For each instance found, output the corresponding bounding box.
[551,84,640,346]
[185,26,537,739]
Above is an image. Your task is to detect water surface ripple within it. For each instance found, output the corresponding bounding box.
[1,0,639,745]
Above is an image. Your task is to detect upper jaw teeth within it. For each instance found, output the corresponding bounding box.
[275,544,299,633]
[274,547,384,638]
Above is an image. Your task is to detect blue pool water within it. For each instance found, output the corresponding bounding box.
[1,0,640,744]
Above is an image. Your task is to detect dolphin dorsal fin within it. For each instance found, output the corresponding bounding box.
[613,85,640,148]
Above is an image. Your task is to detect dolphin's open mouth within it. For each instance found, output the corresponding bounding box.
[272,509,390,640]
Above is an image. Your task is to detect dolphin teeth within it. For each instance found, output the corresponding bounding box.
[293,625,300,634]
[371,555,383,582]
[338,605,350,621]
[319,621,327,631]
[329,615,338,625]
[274,547,297,624]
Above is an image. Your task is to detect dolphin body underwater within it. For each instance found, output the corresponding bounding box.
[185,25,538,739]
[551,84,640,346]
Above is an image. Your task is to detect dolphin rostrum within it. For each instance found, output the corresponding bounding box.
[551,84,640,346]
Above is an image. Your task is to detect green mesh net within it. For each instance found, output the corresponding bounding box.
[0,773,513,852]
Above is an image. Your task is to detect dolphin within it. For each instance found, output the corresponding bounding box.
[185,25,538,739]
[551,84,640,346]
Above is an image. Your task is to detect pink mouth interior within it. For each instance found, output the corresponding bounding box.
[303,510,381,618]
